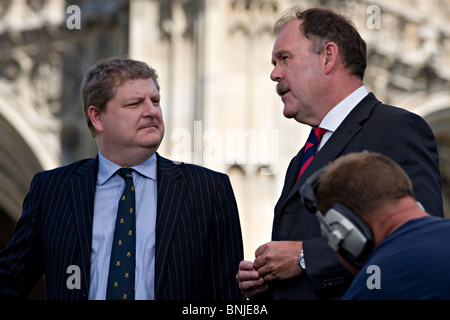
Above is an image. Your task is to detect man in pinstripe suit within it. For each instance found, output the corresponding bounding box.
[0,57,245,300]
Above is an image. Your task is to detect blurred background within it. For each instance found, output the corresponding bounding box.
[0,0,449,299]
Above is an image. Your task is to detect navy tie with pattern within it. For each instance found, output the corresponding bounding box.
[106,168,136,300]
[297,127,328,181]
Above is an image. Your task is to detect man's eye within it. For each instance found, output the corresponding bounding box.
[126,101,141,107]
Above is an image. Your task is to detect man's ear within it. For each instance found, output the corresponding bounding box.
[88,105,104,134]
[322,42,339,75]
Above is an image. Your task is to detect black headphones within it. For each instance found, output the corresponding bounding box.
[299,168,374,270]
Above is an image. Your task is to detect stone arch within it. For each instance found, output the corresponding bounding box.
[0,113,42,224]
[0,112,45,299]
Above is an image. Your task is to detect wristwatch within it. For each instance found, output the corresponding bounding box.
[298,249,306,270]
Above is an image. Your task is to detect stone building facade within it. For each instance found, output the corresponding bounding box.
[0,0,449,298]
[129,0,450,259]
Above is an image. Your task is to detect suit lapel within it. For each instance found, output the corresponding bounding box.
[69,157,98,292]
[273,148,303,217]
[154,154,186,296]
[275,93,380,216]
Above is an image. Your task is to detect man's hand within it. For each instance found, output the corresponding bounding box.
[236,260,268,299]
[253,241,303,282]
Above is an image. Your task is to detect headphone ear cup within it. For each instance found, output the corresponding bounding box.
[324,203,374,268]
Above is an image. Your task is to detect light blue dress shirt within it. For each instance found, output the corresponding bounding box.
[88,152,157,300]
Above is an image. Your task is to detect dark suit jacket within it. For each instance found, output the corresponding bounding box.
[269,93,443,300]
[0,153,245,300]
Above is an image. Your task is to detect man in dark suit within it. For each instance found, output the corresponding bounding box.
[236,6,443,300]
[0,57,245,300]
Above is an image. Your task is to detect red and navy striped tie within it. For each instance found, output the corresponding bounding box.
[297,127,328,181]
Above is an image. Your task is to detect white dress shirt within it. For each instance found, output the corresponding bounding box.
[318,86,369,151]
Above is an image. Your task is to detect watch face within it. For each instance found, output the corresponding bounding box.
[300,257,306,269]
[298,251,306,270]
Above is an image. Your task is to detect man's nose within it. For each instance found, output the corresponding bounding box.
[142,98,158,117]
[270,66,283,82]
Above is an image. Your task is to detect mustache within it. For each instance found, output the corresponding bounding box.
[276,82,290,96]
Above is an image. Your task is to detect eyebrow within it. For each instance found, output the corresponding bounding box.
[271,49,290,66]
[151,93,161,100]
[124,91,161,102]
[123,96,144,103]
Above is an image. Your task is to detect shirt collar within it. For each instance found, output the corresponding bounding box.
[97,152,157,186]
[319,86,368,132]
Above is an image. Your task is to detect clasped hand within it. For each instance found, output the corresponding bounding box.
[236,240,303,299]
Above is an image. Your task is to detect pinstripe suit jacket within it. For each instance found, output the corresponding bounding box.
[0,154,245,300]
